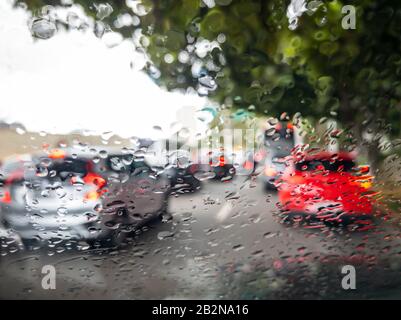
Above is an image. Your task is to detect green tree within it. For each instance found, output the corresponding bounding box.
[19,0,401,164]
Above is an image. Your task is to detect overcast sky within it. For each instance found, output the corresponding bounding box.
[0,0,210,139]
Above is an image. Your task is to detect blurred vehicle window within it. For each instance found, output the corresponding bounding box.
[295,159,356,172]
[36,157,88,180]
[106,154,134,173]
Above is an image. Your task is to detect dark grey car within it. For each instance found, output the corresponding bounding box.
[0,148,170,248]
[262,122,295,190]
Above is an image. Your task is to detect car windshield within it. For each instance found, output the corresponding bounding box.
[2,0,401,303]
[271,148,292,159]
[36,158,88,180]
[265,128,293,140]
[106,154,135,173]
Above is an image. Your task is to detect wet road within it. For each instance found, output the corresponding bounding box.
[1,176,401,299]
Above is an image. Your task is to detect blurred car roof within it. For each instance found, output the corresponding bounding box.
[292,150,356,162]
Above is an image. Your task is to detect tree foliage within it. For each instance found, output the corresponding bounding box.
[18,0,401,136]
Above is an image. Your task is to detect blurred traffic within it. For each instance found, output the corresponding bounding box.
[0,121,380,251]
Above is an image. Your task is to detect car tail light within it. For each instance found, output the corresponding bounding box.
[243,160,254,171]
[358,176,373,189]
[359,180,372,189]
[357,165,370,175]
[264,166,277,177]
[288,175,304,184]
[83,172,106,189]
[0,190,11,204]
[77,172,107,202]
[219,155,225,167]
[84,188,108,201]
[84,190,100,201]
[352,175,373,189]
[48,149,65,159]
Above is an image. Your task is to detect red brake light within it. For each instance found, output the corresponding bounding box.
[243,160,254,170]
[358,165,370,174]
[48,149,65,159]
[1,190,11,204]
[288,175,304,184]
[264,166,277,177]
[219,155,225,167]
[70,172,107,201]
[82,173,107,201]
[83,172,106,189]
[84,188,108,201]
[84,190,100,201]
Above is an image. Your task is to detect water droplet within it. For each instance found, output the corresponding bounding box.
[101,131,113,141]
[194,171,216,181]
[102,31,123,48]
[92,156,101,164]
[57,207,68,216]
[94,21,106,38]
[157,231,174,240]
[36,167,48,177]
[233,244,244,251]
[96,3,113,20]
[225,192,240,200]
[265,128,276,137]
[164,53,174,64]
[15,126,26,135]
[198,75,217,91]
[178,51,190,64]
[267,117,278,126]
[153,125,162,132]
[217,33,226,43]
[178,127,190,138]
[55,186,67,199]
[263,232,277,239]
[287,0,308,30]
[99,150,108,158]
[30,18,56,40]
[67,12,82,29]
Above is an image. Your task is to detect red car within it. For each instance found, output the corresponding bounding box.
[277,150,374,226]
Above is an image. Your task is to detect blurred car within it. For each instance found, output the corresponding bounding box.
[277,151,374,226]
[233,149,259,176]
[0,148,170,248]
[188,150,236,182]
[144,140,235,190]
[262,121,295,190]
[264,121,295,151]
[142,140,201,193]
[162,150,201,193]
[263,156,287,190]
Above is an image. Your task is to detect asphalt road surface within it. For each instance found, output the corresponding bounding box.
[1,176,401,299]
